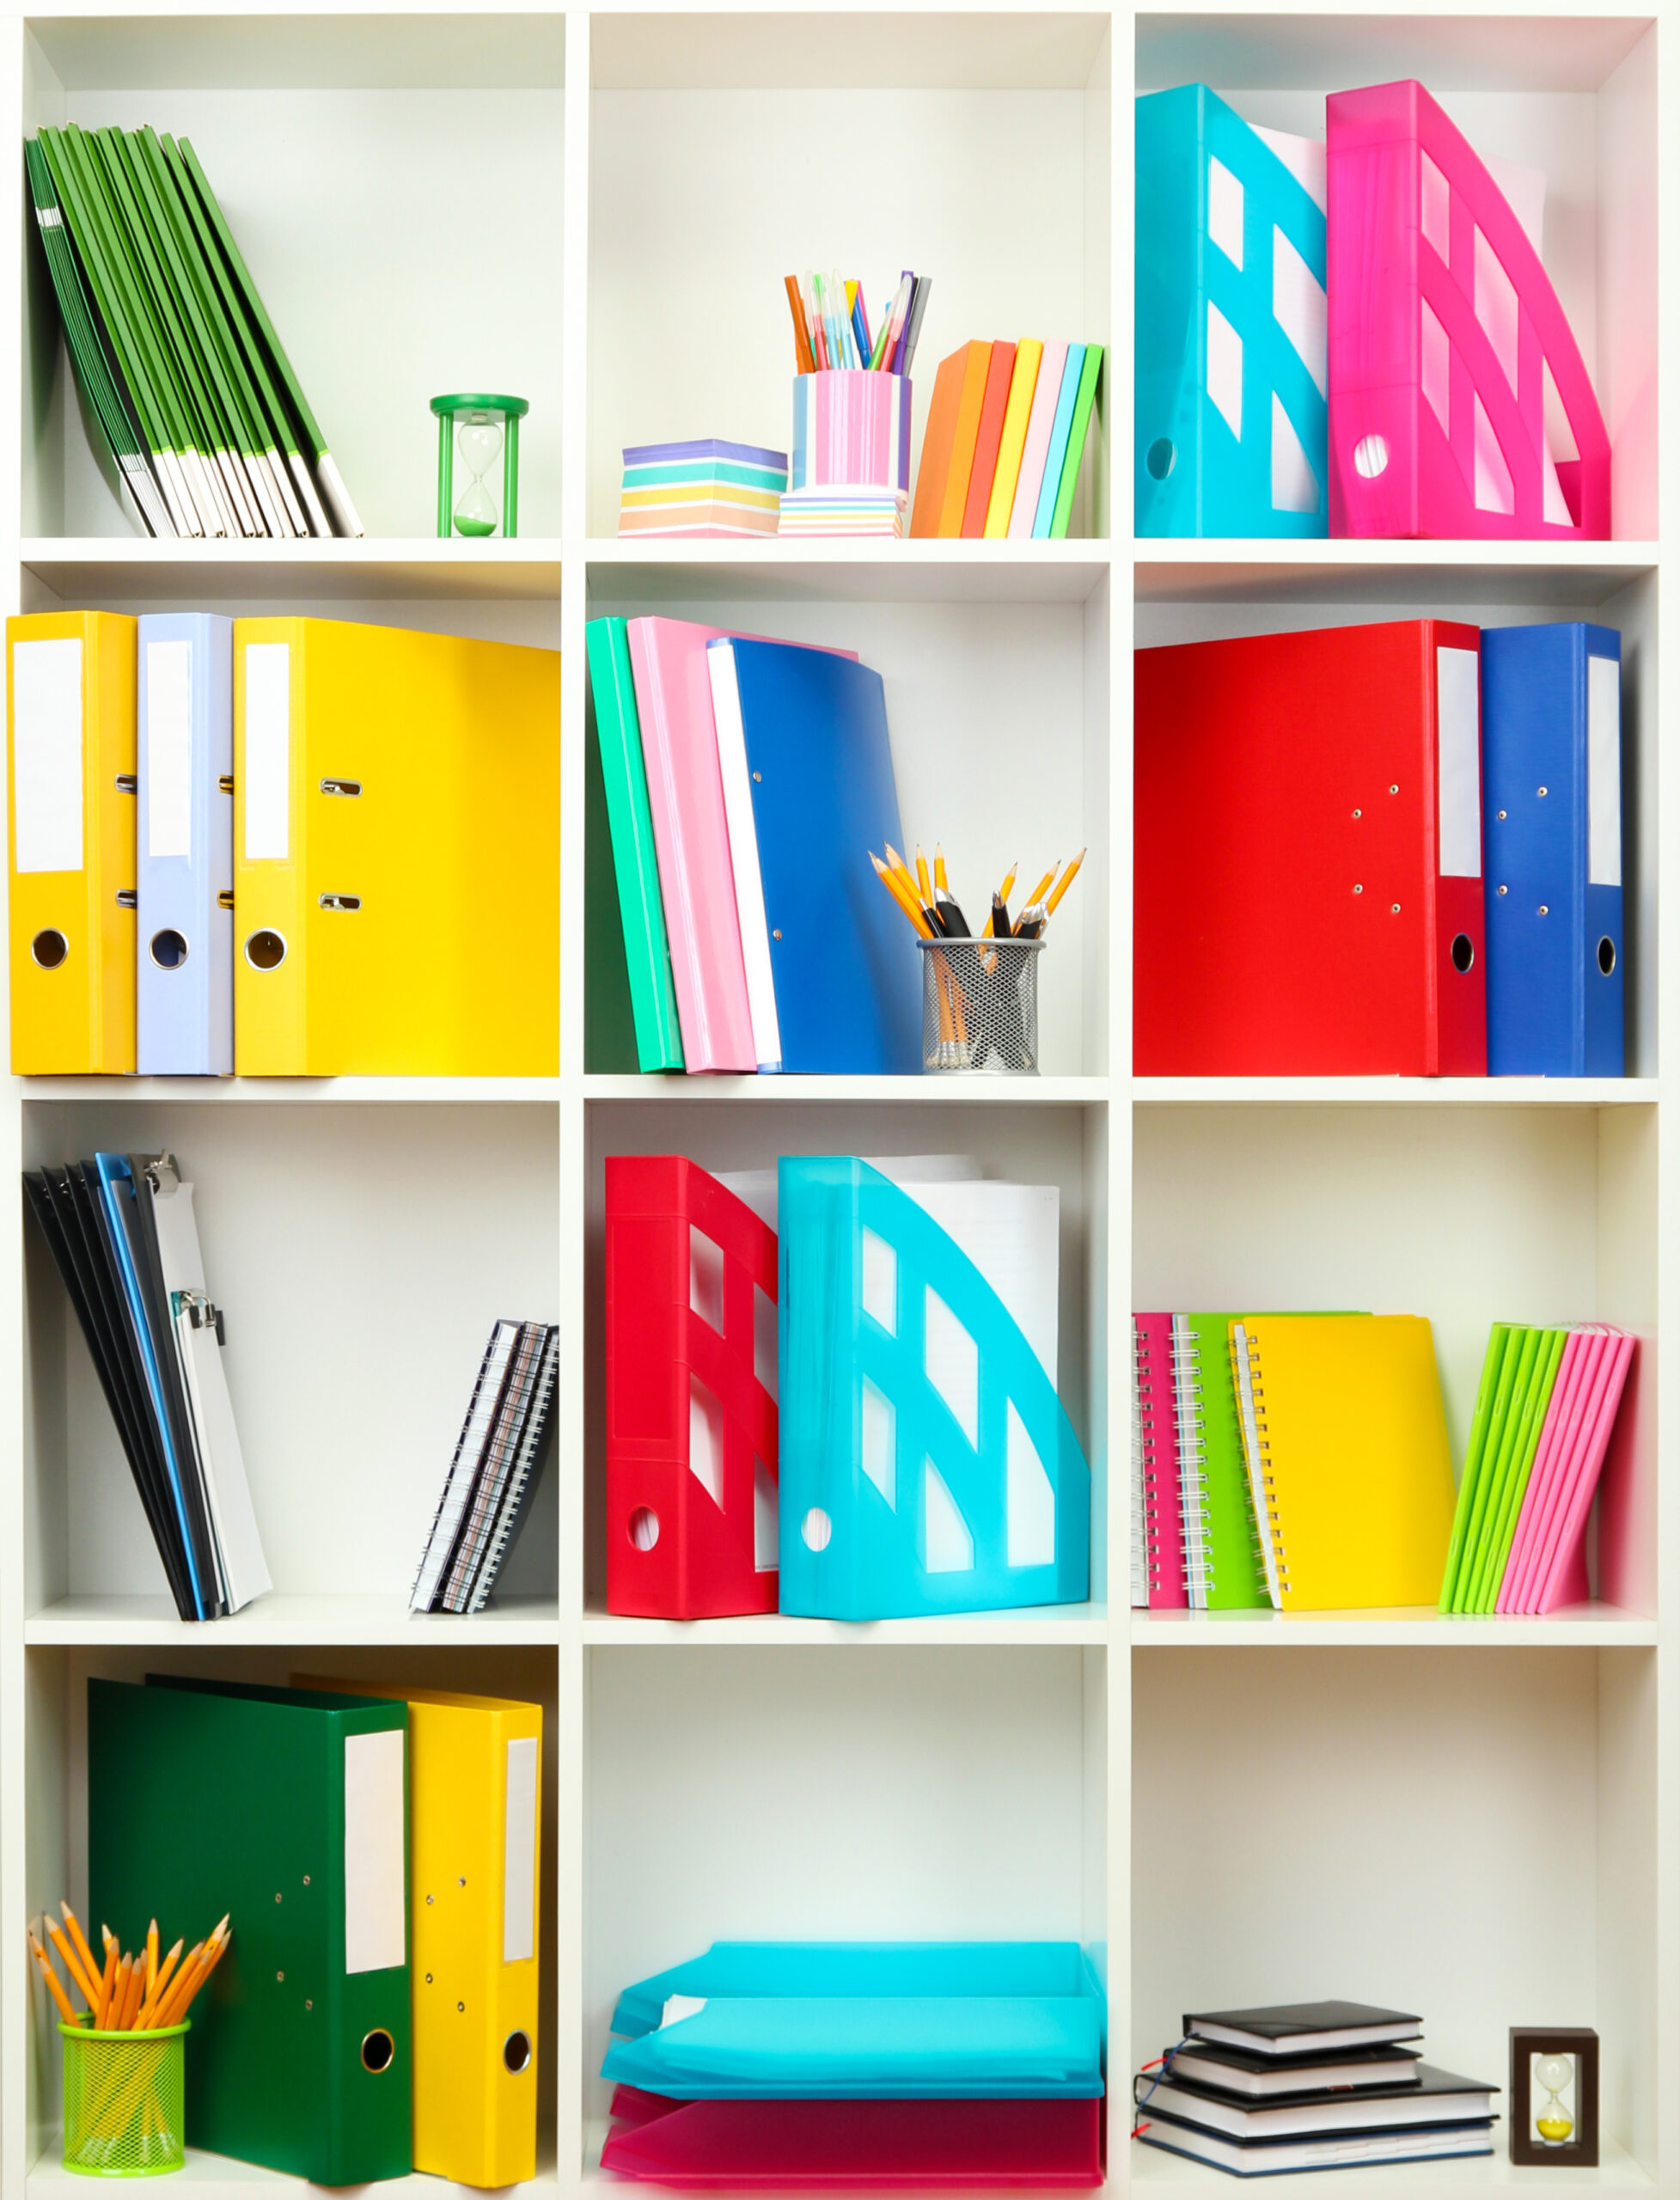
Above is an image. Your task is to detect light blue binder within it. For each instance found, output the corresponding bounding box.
[1136,83,1328,536]
[137,612,233,1074]
[1031,344,1086,537]
[1481,623,1623,1076]
[602,1943,1106,2098]
[777,1158,1090,1619]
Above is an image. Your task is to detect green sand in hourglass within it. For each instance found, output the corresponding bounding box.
[431,394,528,539]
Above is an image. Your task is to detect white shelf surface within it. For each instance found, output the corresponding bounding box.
[586,536,1110,605]
[1130,1603,1657,1648]
[1133,1079,1658,1108]
[1128,2136,1652,2195]
[583,1073,1109,1104]
[21,538,565,603]
[1133,541,1660,613]
[583,1604,1110,1646]
[27,2142,558,2198]
[18,1076,563,1105]
[22,1594,561,1647]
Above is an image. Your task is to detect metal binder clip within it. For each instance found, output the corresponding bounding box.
[144,1152,181,1196]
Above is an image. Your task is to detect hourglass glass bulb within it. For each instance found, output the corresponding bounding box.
[1534,2054,1575,2143]
[458,419,503,475]
[1535,2056,1573,2095]
[454,480,498,537]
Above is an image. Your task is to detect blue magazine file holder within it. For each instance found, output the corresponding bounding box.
[777,1158,1090,1619]
[1136,82,1328,536]
[602,1941,1107,2099]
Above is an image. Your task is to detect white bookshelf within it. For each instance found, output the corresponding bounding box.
[0,3,1670,2199]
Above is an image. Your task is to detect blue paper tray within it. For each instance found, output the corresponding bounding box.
[602,1942,1107,2099]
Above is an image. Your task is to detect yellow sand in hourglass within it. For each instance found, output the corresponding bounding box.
[1534,2053,1575,2143]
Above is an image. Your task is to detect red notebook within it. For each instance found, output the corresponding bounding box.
[1134,1312,1187,1608]
[1134,620,1488,1076]
[602,2087,1105,2188]
[961,341,1017,537]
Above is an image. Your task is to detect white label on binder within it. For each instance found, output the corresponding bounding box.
[1436,647,1481,877]
[146,640,192,860]
[243,643,290,860]
[344,1729,406,1973]
[504,1736,538,1963]
[12,638,83,873]
[1588,654,1622,886]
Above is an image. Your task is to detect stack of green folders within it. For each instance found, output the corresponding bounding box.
[26,125,362,540]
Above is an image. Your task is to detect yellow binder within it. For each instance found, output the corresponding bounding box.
[7,612,137,1072]
[1232,1313,1457,1610]
[984,340,1044,538]
[234,618,559,1074]
[296,1677,543,2188]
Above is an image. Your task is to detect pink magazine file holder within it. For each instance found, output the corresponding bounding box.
[605,1155,779,1618]
[601,2087,1105,2188]
[791,371,914,492]
[1327,79,1611,541]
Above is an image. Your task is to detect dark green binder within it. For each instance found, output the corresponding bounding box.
[585,692,638,1071]
[89,1677,411,2185]
[586,615,684,1070]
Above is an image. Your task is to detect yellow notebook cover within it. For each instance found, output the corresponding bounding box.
[296,1678,543,2188]
[7,612,137,1072]
[1234,1313,1456,1610]
[234,618,559,1075]
[984,340,1043,537]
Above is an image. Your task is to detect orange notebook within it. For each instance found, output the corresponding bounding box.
[938,343,993,536]
[908,345,974,537]
[961,342,1017,537]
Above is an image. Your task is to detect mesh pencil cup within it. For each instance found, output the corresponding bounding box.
[60,2017,189,2176]
[918,937,1042,1072]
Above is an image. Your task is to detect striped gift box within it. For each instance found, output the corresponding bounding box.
[620,439,787,538]
[791,372,913,493]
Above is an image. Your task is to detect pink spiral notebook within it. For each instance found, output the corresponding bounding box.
[601,2086,1105,2188]
[1134,1312,1188,1608]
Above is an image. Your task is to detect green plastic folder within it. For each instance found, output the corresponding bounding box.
[1173,1312,1271,1609]
[586,705,639,1071]
[89,1676,412,2185]
[1048,344,1103,540]
[586,616,685,1071]
[1471,1327,1566,1612]
[1456,1326,1542,1612]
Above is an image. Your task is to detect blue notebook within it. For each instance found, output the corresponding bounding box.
[137,614,234,1076]
[712,639,920,1074]
[603,1942,1106,2099]
[1481,623,1622,1076]
[1033,345,1087,537]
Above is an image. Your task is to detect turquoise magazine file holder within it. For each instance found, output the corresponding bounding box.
[1136,82,1328,536]
[602,1942,1107,2099]
[777,1158,1090,1619]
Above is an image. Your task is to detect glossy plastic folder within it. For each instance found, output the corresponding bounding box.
[777,1158,1090,1620]
[1135,85,1328,536]
[602,2087,1105,2187]
[602,1944,1106,2099]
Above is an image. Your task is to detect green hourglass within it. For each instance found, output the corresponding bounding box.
[431,394,528,539]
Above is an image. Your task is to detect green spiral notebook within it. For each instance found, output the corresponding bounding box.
[1171,1312,1271,1609]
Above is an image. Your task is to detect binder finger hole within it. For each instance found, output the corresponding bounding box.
[1598,936,1617,975]
[1353,433,1390,478]
[1451,932,1475,973]
[1145,437,1176,480]
[504,2029,532,2075]
[30,928,68,970]
[801,1506,833,1552]
[149,928,188,970]
[245,928,286,971]
[627,1506,659,1551]
[360,2028,394,2074]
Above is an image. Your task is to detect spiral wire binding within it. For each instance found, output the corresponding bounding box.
[1234,1325,1286,1604]
[1171,1317,1213,1605]
[1130,1319,1151,1607]
[1132,2039,1189,2140]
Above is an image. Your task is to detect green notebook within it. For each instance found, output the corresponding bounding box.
[1470,1326,1565,1612]
[1438,1323,1512,1611]
[90,1676,412,2185]
[1451,1325,1541,1612]
[1172,1311,1270,1609]
[586,702,638,1071]
[587,616,685,1072]
[1049,343,1103,539]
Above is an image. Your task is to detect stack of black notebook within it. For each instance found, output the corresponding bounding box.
[1133,2002,1499,2177]
[411,1319,559,1614]
[25,1152,271,1622]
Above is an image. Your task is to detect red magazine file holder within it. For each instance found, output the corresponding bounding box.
[606,1155,779,1617]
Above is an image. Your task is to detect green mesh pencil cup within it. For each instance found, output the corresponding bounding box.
[60,2017,190,2177]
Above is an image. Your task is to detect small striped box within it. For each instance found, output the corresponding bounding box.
[790,371,913,496]
[619,439,789,538]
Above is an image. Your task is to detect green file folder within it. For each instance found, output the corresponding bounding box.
[586,702,639,1071]
[89,1676,412,2185]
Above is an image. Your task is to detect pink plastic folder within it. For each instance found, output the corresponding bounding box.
[1497,1328,1600,1613]
[1530,1331,1635,1614]
[601,2087,1105,2188]
[1326,79,1610,541]
[627,620,856,1072]
[1135,1313,1188,1608]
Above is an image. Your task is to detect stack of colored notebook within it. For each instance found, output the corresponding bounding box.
[779,485,908,536]
[1440,1322,1636,1614]
[619,440,788,538]
[410,1319,560,1614]
[600,1943,1106,2187]
[24,1150,270,1621]
[586,616,921,1075]
[1131,1311,1462,1611]
[909,339,1103,539]
[27,126,360,539]
[1134,2002,1498,2176]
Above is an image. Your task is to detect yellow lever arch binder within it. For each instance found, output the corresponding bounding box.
[296,1676,543,2188]
[234,618,559,1074]
[7,612,137,1072]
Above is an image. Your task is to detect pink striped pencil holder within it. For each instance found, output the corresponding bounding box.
[791,371,913,492]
